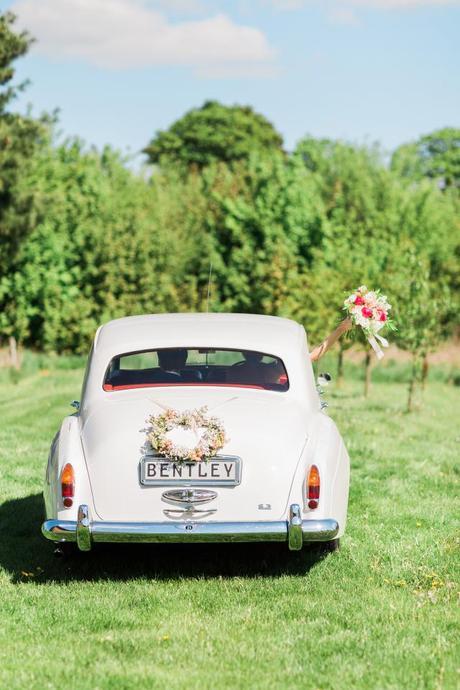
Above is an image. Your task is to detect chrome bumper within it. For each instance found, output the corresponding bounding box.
[42,504,339,552]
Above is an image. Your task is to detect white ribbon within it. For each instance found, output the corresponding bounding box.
[367,333,389,360]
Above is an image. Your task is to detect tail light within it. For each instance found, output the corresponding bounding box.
[307,465,320,509]
[61,463,75,508]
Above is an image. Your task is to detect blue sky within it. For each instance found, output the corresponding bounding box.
[6,0,460,161]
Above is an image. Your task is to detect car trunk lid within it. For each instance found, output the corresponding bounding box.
[81,388,307,522]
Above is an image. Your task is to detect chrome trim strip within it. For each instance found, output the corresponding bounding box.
[140,455,242,487]
[91,520,288,543]
[288,504,303,551]
[42,520,78,542]
[42,507,339,547]
[76,504,92,552]
[163,508,217,515]
[300,519,339,541]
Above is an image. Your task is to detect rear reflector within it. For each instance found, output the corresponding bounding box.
[307,465,320,508]
[61,463,75,507]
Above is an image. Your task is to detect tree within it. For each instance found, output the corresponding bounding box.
[388,181,459,410]
[391,134,460,392]
[144,100,284,170]
[195,153,325,319]
[390,253,449,412]
[0,12,44,269]
[0,139,196,353]
[391,128,460,191]
[294,137,401,392]
[0,11,46,361]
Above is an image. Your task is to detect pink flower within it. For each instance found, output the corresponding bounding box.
[361,307,373,319]
[354,295,365,306]
[379,311,387,322]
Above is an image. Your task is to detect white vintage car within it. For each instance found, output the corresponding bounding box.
[42,313,350,554]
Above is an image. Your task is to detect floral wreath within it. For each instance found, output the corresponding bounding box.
[147,405,228,463]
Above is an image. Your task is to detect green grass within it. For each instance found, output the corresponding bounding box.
[0,366,458,690]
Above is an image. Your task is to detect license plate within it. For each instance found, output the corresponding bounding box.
[140,456,241,486]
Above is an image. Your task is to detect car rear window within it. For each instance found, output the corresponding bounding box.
[103,348,289,392]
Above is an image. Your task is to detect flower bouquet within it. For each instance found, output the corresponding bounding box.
[343,285,395,359]
[309,285,395,362]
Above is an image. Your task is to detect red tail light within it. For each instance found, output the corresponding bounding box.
[307,465,320,509]
[61,463,75,508]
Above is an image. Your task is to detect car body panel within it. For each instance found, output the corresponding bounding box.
[42,313,350,549]
[81,387,309,522]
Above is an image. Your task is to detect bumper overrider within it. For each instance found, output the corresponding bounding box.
[42,504,339,552]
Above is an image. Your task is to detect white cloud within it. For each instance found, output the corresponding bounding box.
[345,0,460,7]
[143,0,208,15]
[12,0,275,72]
[266,0,460,7]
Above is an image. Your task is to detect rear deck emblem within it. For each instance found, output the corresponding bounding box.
[162,488,217,505]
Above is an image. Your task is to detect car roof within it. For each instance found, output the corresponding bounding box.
[82,313,317,409]
[94,313,305,358]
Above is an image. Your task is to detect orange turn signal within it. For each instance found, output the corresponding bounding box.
[61,463,75,507]
[307,465,320,508]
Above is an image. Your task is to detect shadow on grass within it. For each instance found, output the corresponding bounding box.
[0,494,329,585]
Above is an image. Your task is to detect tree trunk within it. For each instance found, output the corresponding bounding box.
[8,336,20,370]
[337,345,344,388]
[407,353,419,413]
[364,351,372,398]
[421,354,429,390]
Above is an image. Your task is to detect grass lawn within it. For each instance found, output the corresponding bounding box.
[0,366,458,690]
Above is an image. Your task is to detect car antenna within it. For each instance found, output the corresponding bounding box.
[206,261,213,312]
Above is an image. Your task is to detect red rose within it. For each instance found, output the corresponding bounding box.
[354,295,365,305]
[379,311,387,322]
[361,307,373,319]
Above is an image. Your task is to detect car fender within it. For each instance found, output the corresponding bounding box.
[44,415,95,521]
[286,412,350,537]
